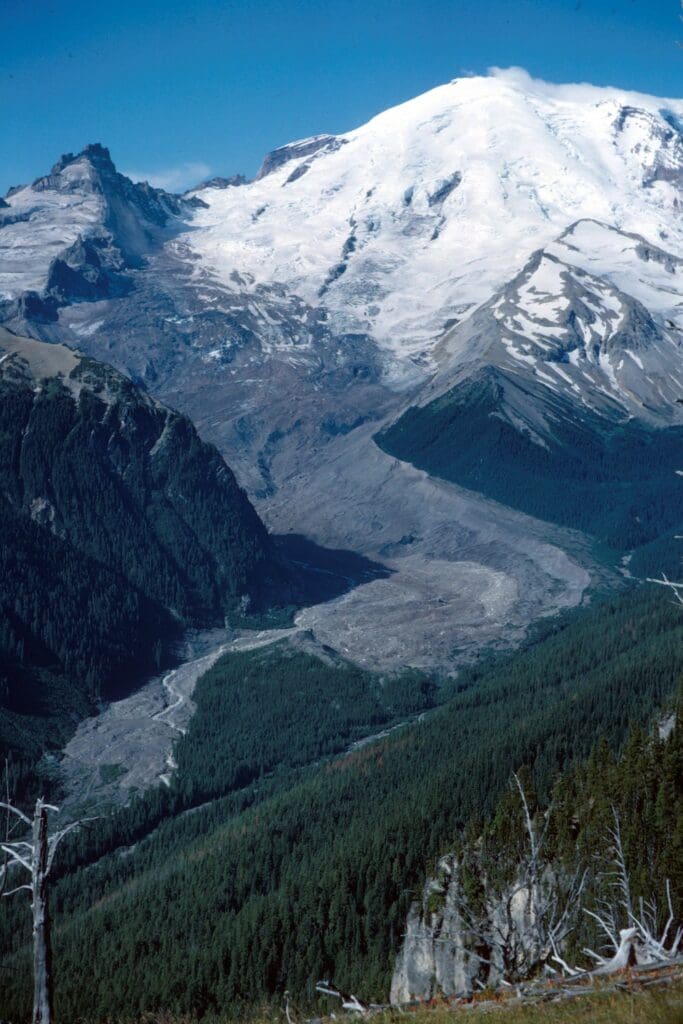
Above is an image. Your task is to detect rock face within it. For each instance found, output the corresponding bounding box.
[198,175,248,190]
[45,233,133,305]
[391,857,476,1003]
[255,134,346,179]
[390,855,552,1003]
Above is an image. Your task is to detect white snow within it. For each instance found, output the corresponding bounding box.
[549,220,683,329]
[1,68,681,411]
[0,174,105,299]
[182,69,683,369]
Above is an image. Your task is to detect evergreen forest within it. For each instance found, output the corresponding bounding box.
[1,579,681,1021]
[377,368,683,548]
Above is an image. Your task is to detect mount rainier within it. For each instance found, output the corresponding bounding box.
[2,67,682,668]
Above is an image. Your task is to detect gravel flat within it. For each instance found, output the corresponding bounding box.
[60,626,300,813]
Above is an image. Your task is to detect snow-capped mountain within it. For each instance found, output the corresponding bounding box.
[182,68,682,373]
[0,143,201,320]
[2,69,681,377]
[1,69,682,667]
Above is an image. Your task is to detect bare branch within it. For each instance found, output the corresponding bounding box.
[0,762,10,899]
[550,941,582,978]
[0,801,31,826]
[315,982,370,1014]
[0,844,32,873]
[513,772,539,870]
[646,575,683,608]
[3,883,33,897]
[584,908,619,950]
[46,820,87,877]
[582,946,608,966]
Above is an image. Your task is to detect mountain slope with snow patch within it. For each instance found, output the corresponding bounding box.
[184,68,683,375]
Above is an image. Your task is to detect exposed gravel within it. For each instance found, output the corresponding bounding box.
[60,626,300,813]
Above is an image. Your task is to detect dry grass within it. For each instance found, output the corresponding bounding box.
[89,979,683,1024]
[377,978,683,1024]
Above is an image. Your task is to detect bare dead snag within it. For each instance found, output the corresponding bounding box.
[31,801,53,1024]
[0,797,90,1024]
[315,981,387,1015]
[646,574,683,608]
[452,774,587,987]
[554,809,682,978]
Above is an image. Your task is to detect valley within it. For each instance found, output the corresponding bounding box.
[0,62,682,1024]
[3,73,681,684]
[59,625,302,813]
[2,580,681,1022]
[268,427,593,670]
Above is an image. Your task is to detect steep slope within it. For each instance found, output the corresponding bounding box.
[377,220,683,546]
[0,327,288,619]
[429,218,683,419]
[0,327,293,788]
[378,369,683,547]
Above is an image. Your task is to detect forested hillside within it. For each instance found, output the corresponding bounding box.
[376,369,683,549]
[0,328,295,796]
[393,699,683,1001]
[1,580,681,1021]
[0,498,178,795]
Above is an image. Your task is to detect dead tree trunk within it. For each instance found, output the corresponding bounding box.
[1,796,88,1024]
[31,801,53,1024]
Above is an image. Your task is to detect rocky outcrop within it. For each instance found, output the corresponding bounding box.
[45,234,133,303]
[391,854,560,1004]
[199,174,248,190]
[256,135,346,179]
[391,856,477,1003]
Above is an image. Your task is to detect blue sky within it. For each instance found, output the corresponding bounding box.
[1,0,681,194]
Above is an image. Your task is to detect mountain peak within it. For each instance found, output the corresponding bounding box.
[52,142,114,173]
[31,143,118,194]
[0,142,205,315]
[184,72,682,367]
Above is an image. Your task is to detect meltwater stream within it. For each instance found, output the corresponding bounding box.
[59,624,301,813]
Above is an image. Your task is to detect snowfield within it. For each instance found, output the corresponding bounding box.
[184,68,683,373]
[0,158,105,299]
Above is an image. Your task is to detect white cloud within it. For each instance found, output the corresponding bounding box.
[486,66,536,87]
[484,65,659,105]
[122,161,212,193]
